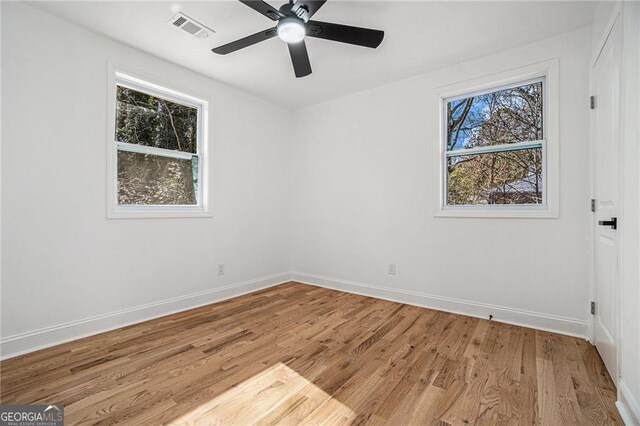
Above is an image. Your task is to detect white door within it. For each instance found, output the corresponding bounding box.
[592,15,621,380]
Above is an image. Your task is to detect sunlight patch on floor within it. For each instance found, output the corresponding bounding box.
[169,362,354,425]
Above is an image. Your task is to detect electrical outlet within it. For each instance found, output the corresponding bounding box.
[217,263,225,275]
[388,263,396,275]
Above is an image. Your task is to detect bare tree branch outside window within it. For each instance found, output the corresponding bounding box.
[446,81,543,205]
[115,86,199,205]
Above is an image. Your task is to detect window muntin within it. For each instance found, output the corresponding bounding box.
[112,74,205,211]
[444,78,545,207]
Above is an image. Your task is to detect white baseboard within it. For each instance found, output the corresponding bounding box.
[1,271,592,360]
[292,272,589,339]
[0,273,292,360]
[618,380,640,425]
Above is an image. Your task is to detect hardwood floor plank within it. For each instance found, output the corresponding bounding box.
[0,282,621,425]
[536,357,561,425]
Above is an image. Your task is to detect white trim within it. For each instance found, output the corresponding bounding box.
[0,272,292,360]
[291,272,589,338]
[107,205,211,218]
[435,203,552,219]
[617,380,640,425]
[434,59,560,219]
[446,140,543,157]
[443,75,546,104]
[116,141,195,160]
[106,62,211,219]
[1,272,594,360]
[115,72,205,110]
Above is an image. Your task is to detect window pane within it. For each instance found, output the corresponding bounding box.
[117,151,198,205]
[447,81,543,151]
[116,85,198,154]
[447,148,543,205]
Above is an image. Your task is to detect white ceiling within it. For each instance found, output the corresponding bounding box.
[29,1,596,109]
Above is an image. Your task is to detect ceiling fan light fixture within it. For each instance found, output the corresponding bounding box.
[277,18,306,43]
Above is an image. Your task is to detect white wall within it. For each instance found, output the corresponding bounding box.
[0,1,621,379]
[0,2,292,357]
[291,27,593,337]
[593,2,640,423]
[619,0,640,412]
[620,3,640,422]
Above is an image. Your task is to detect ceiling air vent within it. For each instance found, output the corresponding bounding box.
[168,13,215,40]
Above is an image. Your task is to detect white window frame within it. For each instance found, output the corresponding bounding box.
[107,66,210,219]
[434,59,559,218]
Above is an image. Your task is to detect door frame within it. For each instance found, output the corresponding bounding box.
[589,6,623,382]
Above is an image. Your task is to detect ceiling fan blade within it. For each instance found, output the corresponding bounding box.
[239,0,284,21]
[306,20,384,48]
[288,41,312,78]
[291,0,326,20]
[212,27,277,55]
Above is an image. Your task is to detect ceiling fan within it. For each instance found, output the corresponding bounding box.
[212,0,384,78]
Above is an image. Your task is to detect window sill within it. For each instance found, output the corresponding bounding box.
[435,207,558,219]
[108,207,211,220]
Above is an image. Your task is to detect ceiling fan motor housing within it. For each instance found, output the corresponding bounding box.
[279,2,310,22]
[212,0,385,78]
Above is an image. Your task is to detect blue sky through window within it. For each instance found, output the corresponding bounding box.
[446,81,543,152]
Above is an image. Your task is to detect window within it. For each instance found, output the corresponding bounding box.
[107,70,209,218]
[437,61,558,218]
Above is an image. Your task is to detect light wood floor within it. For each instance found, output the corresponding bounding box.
[1,282,621,425]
